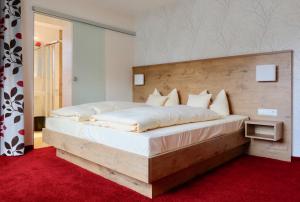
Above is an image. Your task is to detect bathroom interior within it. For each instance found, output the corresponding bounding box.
[33,14,71,149]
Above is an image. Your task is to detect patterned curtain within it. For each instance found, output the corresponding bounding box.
[0,0,25,156]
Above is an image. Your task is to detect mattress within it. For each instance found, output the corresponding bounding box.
[46,115,248,157]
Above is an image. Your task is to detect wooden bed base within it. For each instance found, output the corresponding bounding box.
[43,129,249,198]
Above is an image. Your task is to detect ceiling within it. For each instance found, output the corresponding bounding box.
[91,0,178,17]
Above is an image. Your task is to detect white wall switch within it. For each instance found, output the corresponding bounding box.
[257,108,278,117]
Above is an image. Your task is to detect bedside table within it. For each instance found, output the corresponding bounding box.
[245,120,283,141]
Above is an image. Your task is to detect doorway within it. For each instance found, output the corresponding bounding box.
[32,12,107,149]
[33,14,72,149]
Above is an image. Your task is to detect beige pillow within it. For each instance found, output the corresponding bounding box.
[152,88,161,96]
[146,94,168,106]
[148,88,179,106]
[210,90,230,116]
[187,93,212,108]
[165,88,179,106]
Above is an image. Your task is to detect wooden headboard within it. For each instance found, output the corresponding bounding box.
[133,50,293,161]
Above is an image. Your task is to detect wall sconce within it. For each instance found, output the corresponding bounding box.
[256,64,277,82]
[134,74,144,86]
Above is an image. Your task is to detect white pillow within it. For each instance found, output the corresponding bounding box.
[187,93,212,108]
[165,88,179,106]
[210,89,230,116]
[148,88,179,106]
[146,94,168,106]
[152,88,161,96]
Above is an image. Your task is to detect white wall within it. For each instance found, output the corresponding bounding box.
[34,23,59,44]
[134,0,300,156]
[22,0,135,146]
[105,30,134,101]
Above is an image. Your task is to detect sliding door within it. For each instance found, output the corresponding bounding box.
[72,22,105,105]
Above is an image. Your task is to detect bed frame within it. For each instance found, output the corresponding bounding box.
[42,50,292,198]
[43,128,249,198]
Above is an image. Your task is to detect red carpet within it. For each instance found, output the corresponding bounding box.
[1,147,300,202]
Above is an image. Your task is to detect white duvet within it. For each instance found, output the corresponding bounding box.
[91,105,222,133]
[50,101,146,121]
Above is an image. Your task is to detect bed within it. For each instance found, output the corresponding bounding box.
[46,114,248,157]
[43,109,249,198]
[43,50,292,198]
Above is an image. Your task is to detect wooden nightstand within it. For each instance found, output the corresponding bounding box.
[245,120,283,141]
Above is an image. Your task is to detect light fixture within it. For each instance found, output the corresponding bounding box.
[134,74,144,86]
[256,64,277,82]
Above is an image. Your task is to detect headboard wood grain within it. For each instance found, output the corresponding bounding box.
[133,50,293,161]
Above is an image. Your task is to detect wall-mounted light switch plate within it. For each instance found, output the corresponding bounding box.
[257,108,278,117]
[256,64,277,82]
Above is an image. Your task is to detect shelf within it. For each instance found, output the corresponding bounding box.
[246,133,276,141]
[245,120,283,141]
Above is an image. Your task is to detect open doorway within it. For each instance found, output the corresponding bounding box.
[32,11,109,149]
[33,14,72,149]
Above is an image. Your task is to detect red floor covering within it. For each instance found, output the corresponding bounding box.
[0,147,300,202]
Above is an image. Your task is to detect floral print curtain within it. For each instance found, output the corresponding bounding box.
[0,0,25,156]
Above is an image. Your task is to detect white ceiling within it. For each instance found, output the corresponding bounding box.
[91,0,178,17]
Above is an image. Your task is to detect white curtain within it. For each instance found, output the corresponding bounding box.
[34,43,60,118]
